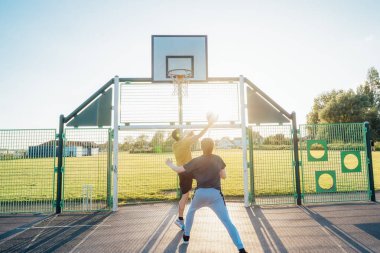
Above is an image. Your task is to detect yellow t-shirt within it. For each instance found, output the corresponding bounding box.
[172,136,196,166]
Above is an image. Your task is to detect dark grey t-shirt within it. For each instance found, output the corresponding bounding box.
[183,154,226,190]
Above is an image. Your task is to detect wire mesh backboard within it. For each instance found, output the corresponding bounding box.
[120,82,240,124]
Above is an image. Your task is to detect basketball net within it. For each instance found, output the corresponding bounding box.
[168,69,191,97]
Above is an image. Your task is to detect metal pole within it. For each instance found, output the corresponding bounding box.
[56,114,64,214]
[240,75,249,207]
[113,76,119,211]
[107,129,112,208]
[177,83,183,199]
[248,127,255,204]
[291,112,302,205]
[364,122,376,202]
[178,84,183,126]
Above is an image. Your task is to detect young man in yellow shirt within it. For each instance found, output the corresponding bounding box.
[171,118,216,229]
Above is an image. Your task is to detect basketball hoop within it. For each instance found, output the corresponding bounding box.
[168,69,192,96]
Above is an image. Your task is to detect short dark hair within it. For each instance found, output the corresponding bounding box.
[201,138,214,154]
[172,129,180,141]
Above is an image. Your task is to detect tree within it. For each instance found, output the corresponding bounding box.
[357,67,380,108]
[150,131,165,153]
[263,134,291,145]
[307,89,345,124]
[319,90,371,123]
[120,136,134,151]
[307,67,380,140]
[150,131,164,147]
[163,134,175,152]
[250,130,263,145]
[133,134,149,149]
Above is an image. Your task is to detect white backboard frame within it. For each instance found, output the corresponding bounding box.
[152,35,208,82]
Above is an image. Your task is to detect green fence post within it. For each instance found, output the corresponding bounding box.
[107,129,112,208]
[247,127,255,204]
[364,122,376,202]
[56,115,64,214]
[291,112,302,205]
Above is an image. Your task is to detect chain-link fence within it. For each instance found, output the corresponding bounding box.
[0,122,376,214]
[299,123,370,203]
[118,127,244,203]
[63,128,111,211]
[0,129,56,213]
[248,125,296,205]
[118,129,177,203]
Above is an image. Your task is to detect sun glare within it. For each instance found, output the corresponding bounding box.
[184,83,240,123]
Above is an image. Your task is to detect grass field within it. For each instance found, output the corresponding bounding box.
[0,150,379,206]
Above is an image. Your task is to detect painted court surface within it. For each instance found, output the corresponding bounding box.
[1,200,380,253]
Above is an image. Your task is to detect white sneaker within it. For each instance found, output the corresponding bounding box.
[174,219,185,230]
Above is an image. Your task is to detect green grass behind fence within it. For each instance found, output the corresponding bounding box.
[1,151,379,202]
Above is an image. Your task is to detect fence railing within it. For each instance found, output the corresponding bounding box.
[0,123,377,214]
[62,128,111,212]
[0,129,56,213]
[299,123,371,204]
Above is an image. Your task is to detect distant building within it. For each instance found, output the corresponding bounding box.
[0,149,27,159]
[28,140,99,158]
[0,149,9,155]
[232,137,242,148]
[215,137,235,149]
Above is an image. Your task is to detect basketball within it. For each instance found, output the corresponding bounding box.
[206,112,218,123]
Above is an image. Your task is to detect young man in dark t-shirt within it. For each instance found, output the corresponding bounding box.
[165,138,247,253]
[171,118,215,229]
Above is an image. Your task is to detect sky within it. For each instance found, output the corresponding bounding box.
[0,0,379,129]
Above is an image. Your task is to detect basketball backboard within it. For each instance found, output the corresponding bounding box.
[152,35,208,82]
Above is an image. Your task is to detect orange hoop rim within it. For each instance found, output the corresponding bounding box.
[167,69,192,81]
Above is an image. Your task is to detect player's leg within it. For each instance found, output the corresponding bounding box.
[209,190,245,251]
[179,191,189,218]
[183,189,206,242]
[175,175,192,229]
[175,191,189,229]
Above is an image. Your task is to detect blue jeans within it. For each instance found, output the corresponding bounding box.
[184,188,244,249]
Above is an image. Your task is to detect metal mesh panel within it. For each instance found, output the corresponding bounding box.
[120,82,240,124]
[374,151,380,190]
[118,127,244,203]
[0,129,56,213]
[118,129,177,203]
[249,125,296,205]
[120,84,177,123]
[63,128,111,211]
[299,123,369,203]
[183,83,240,123]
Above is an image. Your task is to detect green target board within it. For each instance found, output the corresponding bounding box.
[307,140,328,162]
[315,170,336,193]
[341,151,362,173]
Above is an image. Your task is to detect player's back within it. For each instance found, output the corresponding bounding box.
[172,137,193,166]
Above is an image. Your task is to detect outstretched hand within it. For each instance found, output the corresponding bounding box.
[165,158,173,167]
[206,112,218,126]
[207,117,217,126]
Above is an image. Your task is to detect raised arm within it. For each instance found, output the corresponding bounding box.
[165,158,186,173]
[190,116,217,142]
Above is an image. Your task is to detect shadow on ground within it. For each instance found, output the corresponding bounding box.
[0,212,111,253]
[1,202,380,253]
